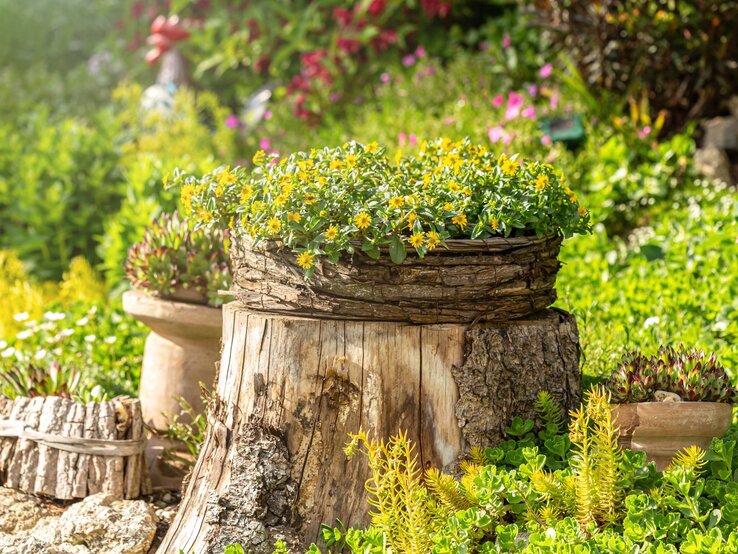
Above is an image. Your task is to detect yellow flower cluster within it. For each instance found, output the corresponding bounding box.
[172,138,591,275]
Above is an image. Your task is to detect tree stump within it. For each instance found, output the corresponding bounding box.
[157,303,580,554]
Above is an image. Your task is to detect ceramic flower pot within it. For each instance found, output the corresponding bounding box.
[612,401,734,470]
[122,290,222,431]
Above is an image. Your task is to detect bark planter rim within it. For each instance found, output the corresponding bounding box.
[230,233,563,324]
[612,401,734,470]
[122,290,222,432]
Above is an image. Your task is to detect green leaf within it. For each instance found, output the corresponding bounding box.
[389,235,407,264]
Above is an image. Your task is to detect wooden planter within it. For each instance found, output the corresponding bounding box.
[122,290,222,430]
[0,396,149,500]
[612,402,734,470]
[230,233,563,324]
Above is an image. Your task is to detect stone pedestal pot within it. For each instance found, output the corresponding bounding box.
[612,402,734,470]
[122,290,222,431]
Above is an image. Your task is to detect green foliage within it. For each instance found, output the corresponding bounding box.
[0,303,146,398]
[556,185,738,379]
[163,394,209,469]
[257,391,738,554]
[125,212,232,306]
[605,345,738,404]
[0,361,85,401]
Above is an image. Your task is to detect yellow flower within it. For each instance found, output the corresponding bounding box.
[535,174,549,191]
[409,232,425,248]
[275,193,289,206]
[304,193,317,205]
[316,176,327,187]
[345,154,357,168]
[407,212,418,228]
[389,196,405,209]
[267,217,281,233]
[180,184,195,213]
[325,226,338,240]
[197,210,212,223]
[500,158,518,176]
[330,159,344,171]
[252,150,266,165]
[215,185,224,197]
[490,217,499,231]
[565,186,577,203]
[452,213,468,228]
[296,251,315,269]
[251,201,266,214]
[426,231,440,250]
[288,212,301,223]
[364,142,379,153]
[448,181,460,192]
[461,188,472,196]
[241,185,254,202]
[578,206,588,218]
[394,149,402,166]
[217,169,237,185]
[443,202,455,212]
[354,212,371,229]
[162,173,169,187]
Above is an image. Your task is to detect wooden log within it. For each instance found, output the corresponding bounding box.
[157,305,581,554]
[0,396,148,500]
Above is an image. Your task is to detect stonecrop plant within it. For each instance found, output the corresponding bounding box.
[171,138,591,276]
[124,212,232,307]
[605,345,738,404]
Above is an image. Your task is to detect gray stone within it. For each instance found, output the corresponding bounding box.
[702,117,738,150]
[0,487,56,534]
[727,96,738,118]
[654,390,682,403]
[0,494,157,554]
[694,147,733,184]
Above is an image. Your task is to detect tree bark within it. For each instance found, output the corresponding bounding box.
[157,305,580,554]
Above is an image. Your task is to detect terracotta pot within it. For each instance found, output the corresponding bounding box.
[612,402,734,470]
[122,290,222,430]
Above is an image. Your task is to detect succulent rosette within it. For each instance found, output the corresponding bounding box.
[606,345,738,403]
[124,212,232,307]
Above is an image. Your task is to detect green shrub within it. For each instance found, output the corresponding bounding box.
[557,185,738,380]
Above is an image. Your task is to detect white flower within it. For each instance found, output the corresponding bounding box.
[43,311,66,321]
[16,329,33,340]
[13,312,29,322]
[0,341,6,350]
[84,334,96,343]
[53,347,63,356]
[644,316,660,329]
[60,329,74,338]
[75,317,89,326]
[34,349,47,360]
[104,336,117,344]
[1,347,16,358]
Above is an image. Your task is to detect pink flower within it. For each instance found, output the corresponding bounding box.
[264,110,273,121]
[541,135,552,146]
[337,37,361,54]
[259,137,271,150]
[522,106,537,120]
[502,35,511,49]
[368,0,386,16]
[502,132,514,146]
[488,126,509,144]
[333,7,352,26]
[550,92,559,110]
[269,153,280,167]
[638,126,652,139]
[540,64,553,79]
[408,133,418,146]
[492,94,505,108]
[402,54,416,67]
[505,105,521,121]
[225,115,239,129]
[527,84,538,97]
[507,91,524,108]
[442,117,456,126]
[380,72,391,83]
[415,45,427,58]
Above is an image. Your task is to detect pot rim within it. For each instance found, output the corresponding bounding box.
[122,289,222,330]
[611,401,735,408]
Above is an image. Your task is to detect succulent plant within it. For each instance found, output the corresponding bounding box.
[125,212,232,307]
[605,345,738,404]
[0,361,82,400]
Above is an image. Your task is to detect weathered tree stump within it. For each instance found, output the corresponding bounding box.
[157,304,580,554]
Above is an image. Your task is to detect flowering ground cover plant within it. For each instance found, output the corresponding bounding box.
[605,345,738,404]
[124,212,232,307]
[173,138,590,277]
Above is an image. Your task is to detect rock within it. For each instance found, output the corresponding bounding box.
[694,147,733,184]
[702,117,738,150]
[654,390,682,403]
[0,494,157,554]
[0,487,57,534]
